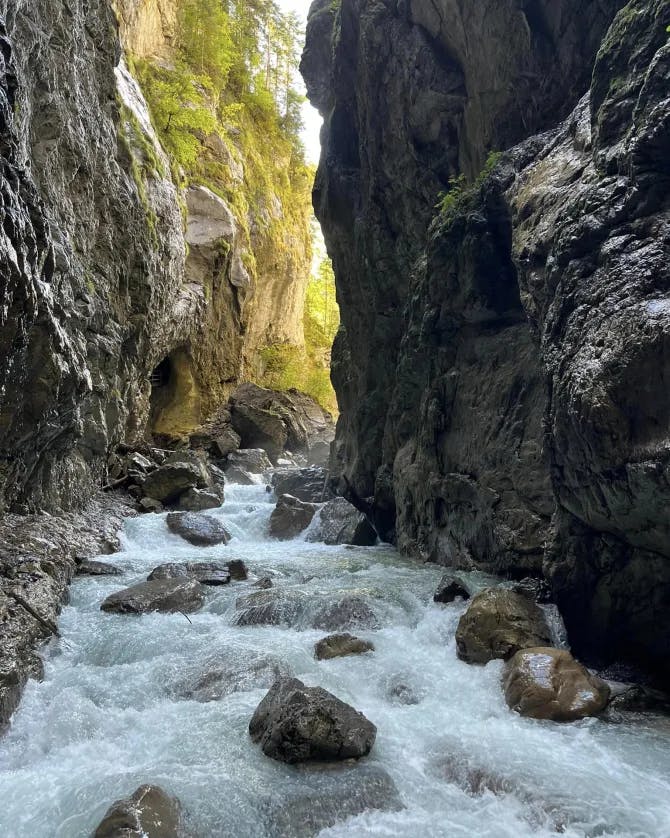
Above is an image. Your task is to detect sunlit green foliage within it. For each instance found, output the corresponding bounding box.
[436,151,503,217]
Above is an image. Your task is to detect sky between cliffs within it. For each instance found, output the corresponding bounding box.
[277,0,323,164]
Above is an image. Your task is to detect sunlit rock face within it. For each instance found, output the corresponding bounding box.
[303,0,670,681]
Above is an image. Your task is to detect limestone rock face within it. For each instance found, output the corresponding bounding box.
[503,648,611,722]
[303,0,670,682]
[249,677,377,763]
[93,784,184,838]
[100,578,205,614]
[455,589,552,665]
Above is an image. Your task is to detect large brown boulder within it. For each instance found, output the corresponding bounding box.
[93,784,184,837]
[503,647,610,721]
[100,578,205,615]
[315,633,375,660]
[249,677,376,763]
[141,451,211,504]
[269,494,318,540]
[455,588,552,664]
[166,512,231,546]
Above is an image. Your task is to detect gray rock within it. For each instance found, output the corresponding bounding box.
[166,512,231,546]
[235,590,308,627]
[269,494,319,540]
[174,652,291,702]
[260,763,402,837]
[142,452,211,504]
[315,633,374,660]
[76,560,123,577]
[309,497,377,546]
[139,497,164,514]
[312,595,380,632]
[503,647,610,721]
[147,561,231,586]
[175,488,222,512]
[93,784,184,837]
[433,575,470,604]
[249,677,377,763]
[226,448,273,475]
[272,467,335,503]
[100,578,205,615]
[253,575,274,589]
[226,559,248,581]
[455,588,552,664]
[213,426,241,458]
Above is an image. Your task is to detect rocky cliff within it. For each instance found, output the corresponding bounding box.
[0,0,312,513]
[303,0,670,682]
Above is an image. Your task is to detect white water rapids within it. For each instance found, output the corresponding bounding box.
[1,481,669,837]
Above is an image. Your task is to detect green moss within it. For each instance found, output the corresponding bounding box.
[436,151,503,220]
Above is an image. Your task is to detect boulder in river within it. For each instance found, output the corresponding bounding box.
[100,578,205,615]
[312,595,380,631]
[308,497,377,546]
[226,559,248,581]
[503,647,611,721]
[166,512,231,546]
[272,467,334,503]
[315,633,375,660]
[433,574,471,604]
[174,651,292,702]
[213,426,241,459]
[147,561,231,586]
[269,494,318,540]
[93,784,184,837]
[259,763,402,837]
[141,450,211,504]
[174,487,222,512]
[455,588,552,664]
[76,560,123,577]
[235,589,308,627]
[249,676,377,763]
[225,448,273,484]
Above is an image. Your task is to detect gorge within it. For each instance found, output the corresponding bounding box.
[1,0,669,836]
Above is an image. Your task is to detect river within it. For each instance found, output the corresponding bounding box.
[1,480,669,837]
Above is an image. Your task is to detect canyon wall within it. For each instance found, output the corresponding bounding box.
[303,0,670,680]
[0,0,311,512]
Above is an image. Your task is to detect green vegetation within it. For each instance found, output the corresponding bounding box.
[259,255,339,414]
[436,151,502,218]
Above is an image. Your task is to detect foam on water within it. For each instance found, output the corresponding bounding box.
[1,482,669,837]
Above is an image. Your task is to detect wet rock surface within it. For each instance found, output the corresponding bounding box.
[174,651,291,703]
[174,488,222,512]
[249,677,377,763]
[93,784,184,838]
[76,560,123,577]
[100,578,205,615]
[308,497,377,546]
[0,494,134,729]
[503,648,611,722]
[147,562,231,586]
[315,633,375,660]
[166,512,231,546]
[312,595,380,632]
[269,495,319,540]
[455,589,552,664]
[259,763,402,837]
[142,452,212,505]
[433,574,471,604]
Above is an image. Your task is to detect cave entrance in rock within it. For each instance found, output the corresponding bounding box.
[149,347,201,439]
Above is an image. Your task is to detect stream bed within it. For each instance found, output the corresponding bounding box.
[1,482,669,837]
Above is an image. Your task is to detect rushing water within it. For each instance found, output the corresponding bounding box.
[1,481,669,837]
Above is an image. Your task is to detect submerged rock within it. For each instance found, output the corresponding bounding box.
[433,575,471,604]
[100,579,205,615]
[76,560,123,577]
[260,763,402,837]
[314,633,375,660]
[309,497,377,546]
[503,647,610,721]
[455,589,552,664]
[93,784,184,837]
[175,652,291,702]
[166,512,231,546]
[269,494,319,540]
[235,589,308,627]
[249,677,376,763]
[312,595,380,632]
[147,561,231,586]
